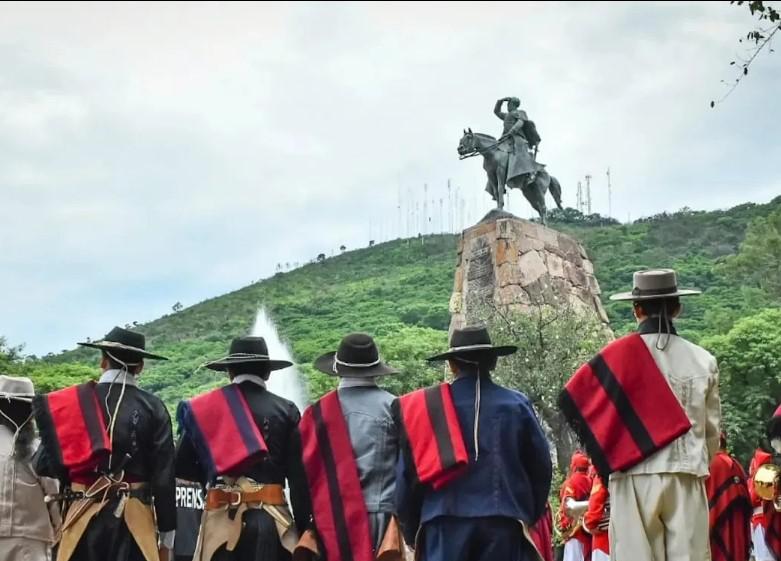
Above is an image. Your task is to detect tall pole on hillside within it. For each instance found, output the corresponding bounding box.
[423,184,429,236]
[606,167,612,219]
[585,174,592,215]
[447,179,453,233]
[397,183,402,240]
[577,181,583,213]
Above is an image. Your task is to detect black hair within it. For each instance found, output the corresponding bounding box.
[633,297,681,318]
[228,363,271,381]
[0,398,34,458]
[450,352,497,377]
[102,351,143,374]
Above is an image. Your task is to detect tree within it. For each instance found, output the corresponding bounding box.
[713,1,781,106]
[339,245,347,252]
[472,301,610,470]
[0,337,23,375]
[172,302,183,313]
[722,207,781,300]
[703,308,781,461]
[316,253,326,263]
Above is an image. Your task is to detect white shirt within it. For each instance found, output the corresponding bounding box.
[97,369,138,387]
[231,374,266,388]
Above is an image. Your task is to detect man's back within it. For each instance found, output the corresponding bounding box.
[337,385,397,513]
[420,376,551,525]
[175,380,311,532]
[623,333,720,477]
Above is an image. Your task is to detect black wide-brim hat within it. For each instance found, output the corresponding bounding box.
[314,332,399,377]
[205,336,293,372]
[78,326,168,361]
[427,326,517,362]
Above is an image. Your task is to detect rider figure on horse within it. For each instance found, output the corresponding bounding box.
[493,96,540,188]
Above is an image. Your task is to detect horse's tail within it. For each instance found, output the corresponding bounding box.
[549,176,563,210]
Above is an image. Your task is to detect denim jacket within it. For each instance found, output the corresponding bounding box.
[395,376,552,541]
[338,385,398,513]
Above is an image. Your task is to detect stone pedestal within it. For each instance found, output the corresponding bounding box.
[449,210,609,331]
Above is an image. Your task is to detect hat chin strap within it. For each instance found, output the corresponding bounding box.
[0,400,33,456]
[452,356,482,461]
[103,350,136,470]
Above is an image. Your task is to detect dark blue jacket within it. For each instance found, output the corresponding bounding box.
[394,375,552,543]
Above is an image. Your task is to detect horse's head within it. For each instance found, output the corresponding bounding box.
[458,128,476,157]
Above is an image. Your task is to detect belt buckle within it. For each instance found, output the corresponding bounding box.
[228,490,242,507]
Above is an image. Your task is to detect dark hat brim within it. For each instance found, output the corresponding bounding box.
[205,356,294,372]
[427,344,518,362]
[313,351,399,377]
[77,341,168,361]
[609,288,701,302]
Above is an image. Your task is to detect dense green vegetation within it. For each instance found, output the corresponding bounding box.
[3,196,779,464]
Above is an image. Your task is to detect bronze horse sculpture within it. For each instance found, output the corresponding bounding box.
[458,128,563,224]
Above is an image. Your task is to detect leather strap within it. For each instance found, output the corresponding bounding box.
[205,484,285,510]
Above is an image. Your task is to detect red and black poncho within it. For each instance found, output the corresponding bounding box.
[558,333,692,480]
[705,451,751,561]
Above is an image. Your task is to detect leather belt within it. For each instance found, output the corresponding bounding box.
[205,484,285,510]
[52,482,152,503]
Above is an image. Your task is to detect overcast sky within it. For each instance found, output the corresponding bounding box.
[1,1,779,355]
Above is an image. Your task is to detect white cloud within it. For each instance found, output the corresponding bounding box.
[0,1,779,353]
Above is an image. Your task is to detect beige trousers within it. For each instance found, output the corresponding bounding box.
[608,473,709,561]
[0,537,51,561]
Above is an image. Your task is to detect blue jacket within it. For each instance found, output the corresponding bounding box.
[394,375,552,542]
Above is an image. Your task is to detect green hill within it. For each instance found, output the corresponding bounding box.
[6,196,781,460]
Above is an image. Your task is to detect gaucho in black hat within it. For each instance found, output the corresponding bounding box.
[174,336,311,561]
[295,333,405,561]
[394,326,552,561]
[559,269,720,561]
[33,326,175,561]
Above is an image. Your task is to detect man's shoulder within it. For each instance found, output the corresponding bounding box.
[128,386,172,419]
[258,386,298,412]
[640,333,718,372]
[675,336,718,371]
[490,381,534,408]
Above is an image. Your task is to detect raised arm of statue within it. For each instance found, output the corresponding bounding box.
[494,98,507,120]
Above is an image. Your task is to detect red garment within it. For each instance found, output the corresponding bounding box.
[33,382,111,482]
[584,476,610,555]
[559,333,692,480]
[177,384,268,479]
[558,466,593,559]
[529,503,554,561]
[397,383,469,490]
[749,449,773,528]
[300,391,374,561]
[764,502,781,561]
[705,451,751,561]
[570,452,590,473]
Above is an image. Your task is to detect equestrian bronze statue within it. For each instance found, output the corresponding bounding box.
[458,96,563,224]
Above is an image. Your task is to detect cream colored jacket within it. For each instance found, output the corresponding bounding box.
[0,426,56,544]
[615,332,721,479]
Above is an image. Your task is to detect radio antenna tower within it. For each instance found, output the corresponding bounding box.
[423,184,428,235]
[576,181,583,213]
[585,174,592,215]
